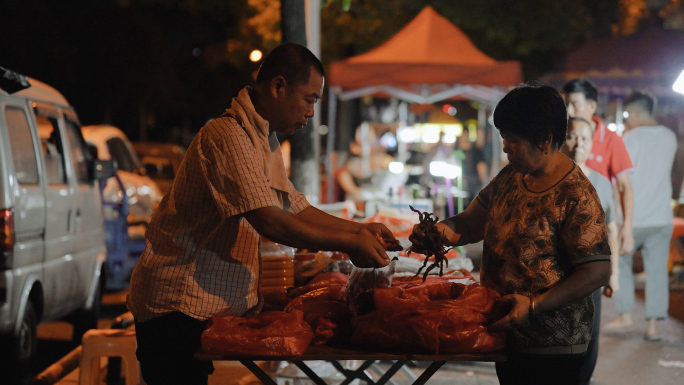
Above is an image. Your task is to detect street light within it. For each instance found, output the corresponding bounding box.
[673,69,684,95]
[249,50,263,62]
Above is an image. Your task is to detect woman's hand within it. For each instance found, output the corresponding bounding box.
[488,294,532,331]
[408,222,454,253]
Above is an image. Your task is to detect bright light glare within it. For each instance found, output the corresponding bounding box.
[608,123,617,132]
[388,162,404,174]
[249,50,263,62]
[673,69,684,95]
[380,132,397,149]
[421,125,442,143]
[442,132,456,143]
[397,127,418,143]
[430,161,461,179]
[623,111,629,119]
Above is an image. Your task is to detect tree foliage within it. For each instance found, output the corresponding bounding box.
[3,0,664,142]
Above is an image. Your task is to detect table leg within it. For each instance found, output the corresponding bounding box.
[400,362,418,381]
[412,361,446,385]
[374,360,408,385]
[330,360,376,385]
[293,361,329,385]
[239,360,277,385]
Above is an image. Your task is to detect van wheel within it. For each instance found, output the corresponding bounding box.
[72,277,103,343]
[0,300,38,373]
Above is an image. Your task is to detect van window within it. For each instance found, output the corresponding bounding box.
[5,107,39,184]
[107,137,140,173]
[64,119,89,183]
[36,115,67,185]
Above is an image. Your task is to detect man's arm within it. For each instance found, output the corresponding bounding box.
[615,172,634,255]
[607,221,620,291]
[243,206,389,268]
[295,205,396,242]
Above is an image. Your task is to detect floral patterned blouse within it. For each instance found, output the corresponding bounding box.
[477,164,610,355]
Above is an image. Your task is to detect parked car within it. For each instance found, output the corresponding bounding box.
[0,67,116,372]
[81,125,163,289]
[82,125,163,224]
[132,141,186,195]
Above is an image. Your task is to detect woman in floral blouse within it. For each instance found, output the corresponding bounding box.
[410,83,611,385]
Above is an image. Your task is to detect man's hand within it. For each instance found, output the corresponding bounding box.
[619,224,634,255]
[488,294,531,332]
[358,223,402,250]
[346,234,390,268]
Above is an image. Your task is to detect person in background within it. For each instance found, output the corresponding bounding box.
[562,117,620,385]
[454,129,487,209]
[606,91,677,341]
[411,83,611,385]
[127,43,397,385]
[563,79,635,256]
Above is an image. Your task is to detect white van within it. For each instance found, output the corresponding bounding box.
[0,68,115,372]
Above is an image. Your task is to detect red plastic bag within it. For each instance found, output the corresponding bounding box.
[201,310,314,357]
[289,300,353,345]
[351,283,506,354]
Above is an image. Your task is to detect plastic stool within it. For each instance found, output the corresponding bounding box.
[79,329,143,385]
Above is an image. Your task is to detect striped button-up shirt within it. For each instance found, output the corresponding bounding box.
[127,88,309,322]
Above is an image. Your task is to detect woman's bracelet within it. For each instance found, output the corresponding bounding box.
[527,295,536,319]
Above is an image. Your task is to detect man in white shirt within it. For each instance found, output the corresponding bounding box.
[606,91,677,341]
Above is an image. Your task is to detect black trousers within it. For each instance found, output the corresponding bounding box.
[134,312,215,385]
[496,352,586,385]
[578,288,602,385]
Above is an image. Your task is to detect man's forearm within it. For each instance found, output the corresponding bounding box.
[617,174,634,230]
[296,206,361,234]
[246,206,358,251]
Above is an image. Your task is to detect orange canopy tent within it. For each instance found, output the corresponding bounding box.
[328,6,522,104]
[324,6,522,202]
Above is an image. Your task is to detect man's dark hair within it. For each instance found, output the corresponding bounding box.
[624,90,656,116]
[562,78,599,103]
[493,82,568,150]
[256,43,325,88]
[568,116,594,132]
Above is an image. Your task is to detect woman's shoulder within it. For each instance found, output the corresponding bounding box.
[492,164,517,181]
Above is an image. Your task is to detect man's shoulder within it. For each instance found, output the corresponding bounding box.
[200,112,244,135]
[625,125,676,141]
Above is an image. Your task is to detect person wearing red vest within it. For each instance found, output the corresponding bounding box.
[563,79,634,255]
[562,79,635,385]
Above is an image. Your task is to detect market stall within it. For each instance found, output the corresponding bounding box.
[196,241,507,384]
[326,6,522,204]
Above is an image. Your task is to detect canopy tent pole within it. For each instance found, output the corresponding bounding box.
[326,88,338,204]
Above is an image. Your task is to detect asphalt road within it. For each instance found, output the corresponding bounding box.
[25,289,130,383]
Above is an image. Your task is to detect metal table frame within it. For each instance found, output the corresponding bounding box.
[196,345,506,385]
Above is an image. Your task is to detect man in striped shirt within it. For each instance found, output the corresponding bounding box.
[127,43,396,385]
